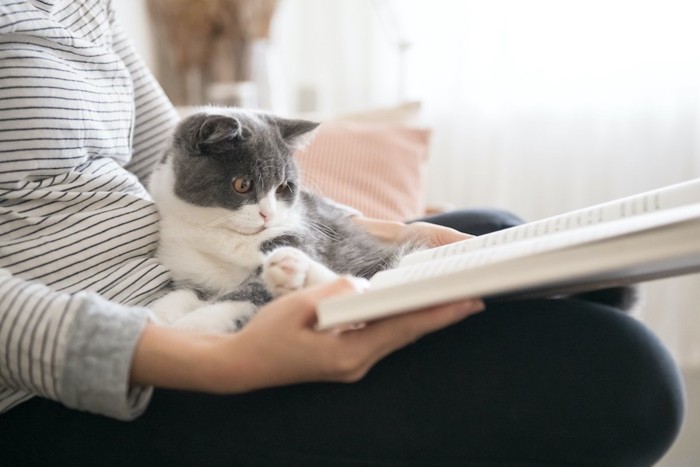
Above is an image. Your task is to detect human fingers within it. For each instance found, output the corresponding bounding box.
[403,221,473,247]
[431,226,473,246]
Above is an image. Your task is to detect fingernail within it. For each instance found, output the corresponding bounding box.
[463,299,485,314]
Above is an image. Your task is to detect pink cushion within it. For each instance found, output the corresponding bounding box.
[294,121,431,221]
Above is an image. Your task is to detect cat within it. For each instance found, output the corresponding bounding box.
[147,108,422,332]
[147,108,637,333]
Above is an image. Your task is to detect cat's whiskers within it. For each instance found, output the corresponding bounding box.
[302,218,340,241]
[298,170,326,197]
[303,217,335,236]
[206,212,239,228]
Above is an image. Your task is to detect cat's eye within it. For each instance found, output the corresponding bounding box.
[232,177,253,194]
[276,182,291,194]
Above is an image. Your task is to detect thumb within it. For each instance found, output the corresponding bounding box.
[305,276,366,300]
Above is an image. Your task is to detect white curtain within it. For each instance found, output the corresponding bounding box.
[272,0,700,368]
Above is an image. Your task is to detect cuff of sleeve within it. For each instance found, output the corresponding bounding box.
[60,293,154,421]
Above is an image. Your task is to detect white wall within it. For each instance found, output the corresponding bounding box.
[114,0,395,115]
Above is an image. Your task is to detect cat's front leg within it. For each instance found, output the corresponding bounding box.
[149,289,203,325]
[171,301,257,333]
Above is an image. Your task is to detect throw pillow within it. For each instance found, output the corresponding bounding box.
[294,121,431,221]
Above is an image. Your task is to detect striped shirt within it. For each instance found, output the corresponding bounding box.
[0,0,178,420]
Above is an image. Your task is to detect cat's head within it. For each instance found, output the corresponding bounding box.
[155,108,319,235]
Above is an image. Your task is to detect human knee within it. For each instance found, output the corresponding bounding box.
[608,315,685,465]
[480,299,685,465]
[417,207,525,235]
[559,301,685,466]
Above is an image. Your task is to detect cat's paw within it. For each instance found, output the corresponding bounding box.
[171,301,257,333]
[262,247,312,297]
[262,247,341,297]
[149,289,203,325]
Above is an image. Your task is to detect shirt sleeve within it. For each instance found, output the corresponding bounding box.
[0,269,153,420]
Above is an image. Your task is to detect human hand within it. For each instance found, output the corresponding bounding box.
[220,277,484,390]
[130,278,484,393]
[351,216,472,247]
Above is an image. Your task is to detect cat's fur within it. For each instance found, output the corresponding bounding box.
[148,108,421,332]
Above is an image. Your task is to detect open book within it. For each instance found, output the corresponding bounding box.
[315,179,700,330]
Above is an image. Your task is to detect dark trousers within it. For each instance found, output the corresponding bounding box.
[0,209,685,466]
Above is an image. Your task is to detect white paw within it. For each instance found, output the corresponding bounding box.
[149,289,203,325]
[171,301,257,333]
[262,247,312,297]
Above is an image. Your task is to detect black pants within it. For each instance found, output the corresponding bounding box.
[0,209,685,467]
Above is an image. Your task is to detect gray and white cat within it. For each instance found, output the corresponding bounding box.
[148,108,421,332]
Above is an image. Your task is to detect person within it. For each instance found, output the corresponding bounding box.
[0,1,684,466]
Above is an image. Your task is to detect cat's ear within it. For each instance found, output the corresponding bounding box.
[275,118,320,150]
[176,113,251,155]
[196,115,251,149]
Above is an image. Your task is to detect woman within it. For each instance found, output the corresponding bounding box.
[0,1,683,465]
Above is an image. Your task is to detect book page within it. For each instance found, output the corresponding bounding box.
[401,178,700,266]
[374,202,700,289]
[316,208,700,330]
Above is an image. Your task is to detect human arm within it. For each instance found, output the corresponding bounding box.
[130,278,484,393]
[0,270,153,420]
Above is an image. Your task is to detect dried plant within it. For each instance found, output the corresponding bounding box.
[146,0,278,104]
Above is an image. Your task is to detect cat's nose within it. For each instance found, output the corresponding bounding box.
[258,195,277,223]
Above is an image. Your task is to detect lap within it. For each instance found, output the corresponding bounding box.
[1,298,683,467]
[0,209,684,466]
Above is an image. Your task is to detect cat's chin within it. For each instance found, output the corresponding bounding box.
[225,224,284,236]
[226,225,265,236]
